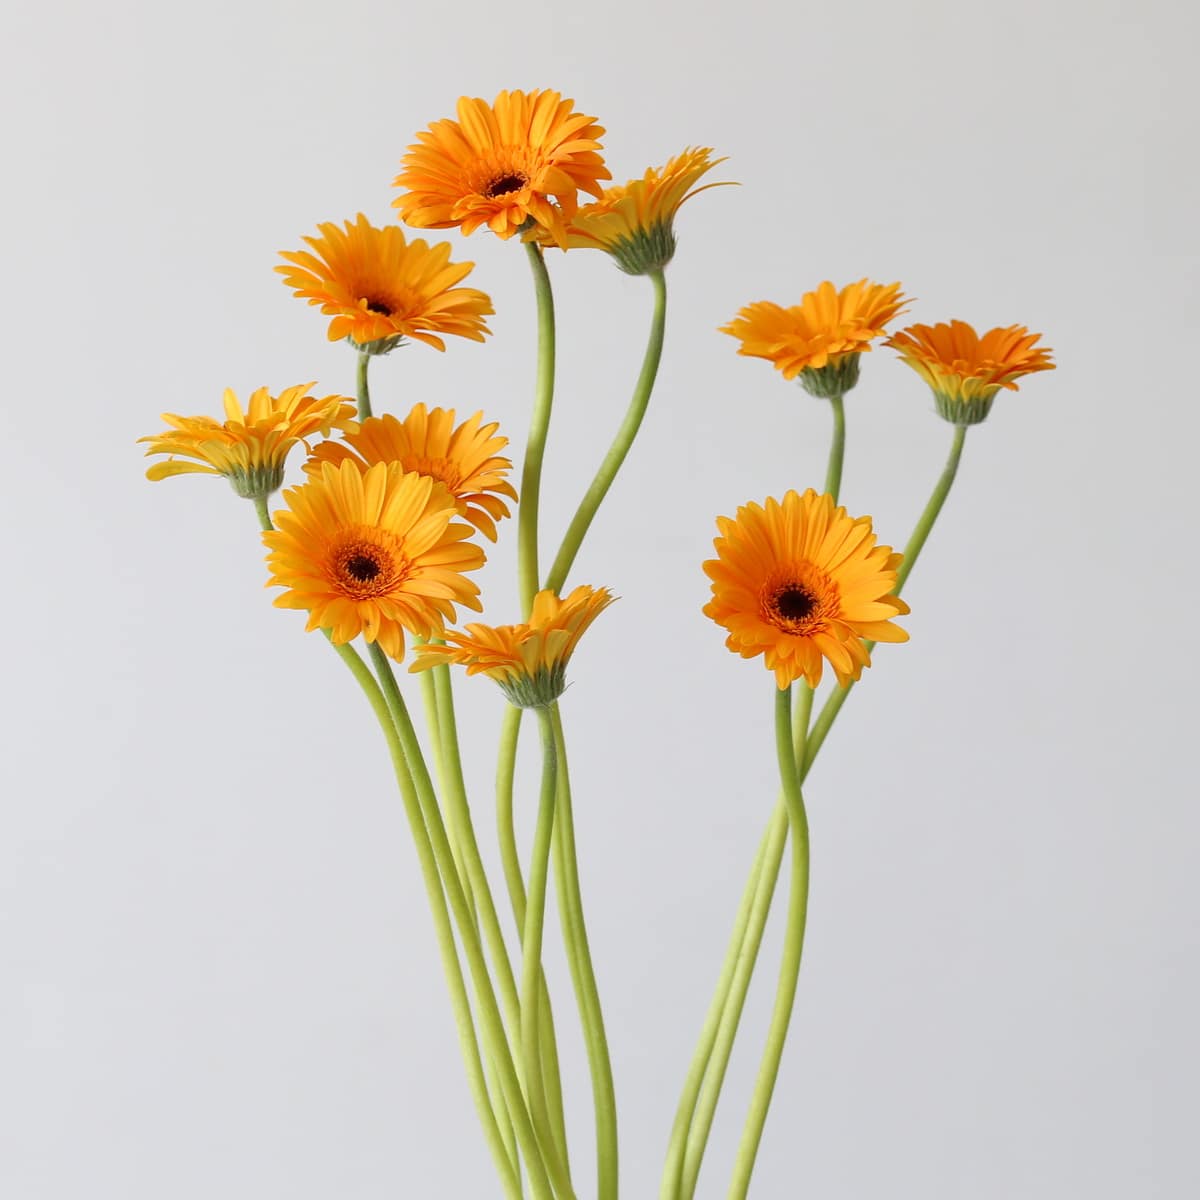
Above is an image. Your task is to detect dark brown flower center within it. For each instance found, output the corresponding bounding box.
[775,586,816,621]
[363,297,394,316]
[345,553,382,582]
[484,172,528,198]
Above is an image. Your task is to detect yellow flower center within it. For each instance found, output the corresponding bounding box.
[761,566,839,635]
[330,532,408,598]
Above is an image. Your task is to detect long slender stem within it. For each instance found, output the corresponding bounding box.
[518,241,557,617]
[253,495,273,532]
[823,394,846,500]
[545,269,667,593]
[659,827,771,1200]
[329,640,522,1200]
[366,645,563,1200]
[549,704,619,1200]
[728,687,811,1200]
[495,702,573,1178]
[804,423,968,772]
[355,350,372,420]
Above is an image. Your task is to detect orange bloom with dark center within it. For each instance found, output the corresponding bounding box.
[393,90,609,246]
[276,214,493,350]
[306,404,517,541]
[703,489,909,689]
[264,461,485,660]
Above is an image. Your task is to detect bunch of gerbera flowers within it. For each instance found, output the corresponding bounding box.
[140,86,1054,1200]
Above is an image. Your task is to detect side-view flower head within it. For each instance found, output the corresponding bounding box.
[264,460,485,660]
[276,214,493,355]
[546,147,735,275]
[393,89,610,246]
[305,404,518,541]
[139,384,356,500]
[721,280,908,398]
[703,489,909,689]
[411,585,615,708]
[887,320,1055,425]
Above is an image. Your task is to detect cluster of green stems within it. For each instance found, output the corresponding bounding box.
[257,240,968,1198]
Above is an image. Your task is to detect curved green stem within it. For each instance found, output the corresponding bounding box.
[803,423,968,773]
[495,702,573,1178]
[545,269,667,593]
[550,704,619,1200]
[823,394,846,501]
[253,495,273,532]
[659,823,771,1200]
[365,644,563,1200]
[728,687,810,1200]
[355,350,372,420]
[329,639,522,1200]
[518,241,557,616]
[518,710,561,1190]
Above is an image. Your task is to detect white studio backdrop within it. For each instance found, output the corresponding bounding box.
[3,0,1197,1197]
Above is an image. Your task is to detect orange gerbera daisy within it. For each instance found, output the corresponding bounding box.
[721,281,908,398]
[393,89,609,246]
[276,214,493,353]
[703,489,909,689]
[887,320,1055,424]
[411,585,614,708]
[546,147,734,274]
[264,461,485,660]
[139,384,355,499]
[305,404,517,541]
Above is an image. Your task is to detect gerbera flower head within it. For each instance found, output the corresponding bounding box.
[264,461,485,660]
[410,585,615,708]
[305,404,517,541]
[887,320,1055,425]
[721,280,908,398]
[139,384,356,500]
[703,489,909,689]
[393,89,610,247]
[276,214,493,355]
[545,147,735,275]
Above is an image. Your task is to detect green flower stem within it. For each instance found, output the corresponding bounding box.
[518,709,565,1192]
[355,350,372,420]
[364,644,563,1200]
[549,703,619,1200]
[677,809,787,1200]
[328,638,523,1200]
[430,660,479,923]
[495,702,574,1176]
[545,269,667,594]
[803,423,968,774]
[518,241,557,617]
[824,394,846,500]
[253,495,273,533]
[727,687,811,1200]
[659,826,771,1200]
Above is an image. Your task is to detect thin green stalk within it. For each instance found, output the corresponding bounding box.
[728,687,811,1200]
[430,660,477,922]
[518,241,557,617]
[677,810,787,1200]
[365,644,563,1200]
[518,710,561,1190]
[549,704,619,1200]
[253,495,273,533]
[824,394,846,500]
[803,423,968,773]
[545,269,667,593]
[495,702,573,1176]
[329,639,522,1200]
[355,350,372,420]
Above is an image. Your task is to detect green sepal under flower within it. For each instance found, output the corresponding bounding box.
[798,353,861,399]
[496,664,569,709]
[933,390,995,426]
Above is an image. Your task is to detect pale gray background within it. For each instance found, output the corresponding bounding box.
[4,0,1197,1196]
